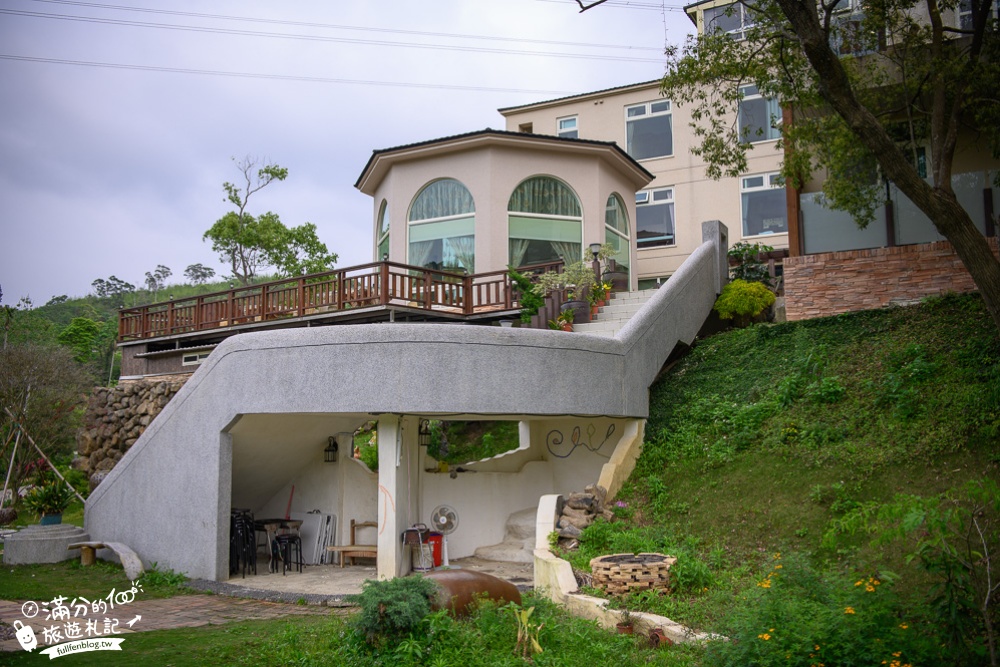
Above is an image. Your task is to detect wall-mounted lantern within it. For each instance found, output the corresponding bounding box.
[324,436,339,463]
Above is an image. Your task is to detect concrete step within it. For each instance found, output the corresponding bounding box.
[473,507,536,564]
[3,524,90,564]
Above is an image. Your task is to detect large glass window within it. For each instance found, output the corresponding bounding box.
[704,1,755,39]
[959,0,1000,29]
[738,85,781,144]
[741,173,787,237]
[625,100,673,161]
[376,200,389,260]
[604,193,630,269]
[557,116,578,139]
[635,188,675,248]
[508,176,582,267]
[408,179,475,273]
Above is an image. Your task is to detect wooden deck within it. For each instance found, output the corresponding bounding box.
[118,260,563,342]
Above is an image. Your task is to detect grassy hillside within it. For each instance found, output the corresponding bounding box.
[565,293,999,666]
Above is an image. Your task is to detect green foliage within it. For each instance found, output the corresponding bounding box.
[727,242,774,287]
[142,562,189,591]
[204,157,337,285]
[90,275,136,308]
[713,279,775,325]
[56,316,103,364]
[427,420,520,464]
[347,575,439,645]
[184,263,217,284]
[508,267,544,323]
[534,260,598,302]
[22,482,75,516]
[824,480,1000,664]
[704,553,942,667]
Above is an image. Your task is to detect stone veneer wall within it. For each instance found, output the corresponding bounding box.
[784,237,1000,321]
[77,378,188,488]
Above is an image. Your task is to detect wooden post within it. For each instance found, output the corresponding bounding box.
[463,274,473,315]
[380,262,390,306]
[297,275,306,317]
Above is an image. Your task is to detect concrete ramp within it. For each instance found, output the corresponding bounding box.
[86,222,728,581]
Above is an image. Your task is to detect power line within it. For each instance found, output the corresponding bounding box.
[1,9,666,63]
[536,0,689,11]
[0,53,583,95]
[28,0,666,51]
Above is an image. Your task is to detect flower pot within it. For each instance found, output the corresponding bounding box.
[648,628,672,648]
[560,322,573,332]
[39,513,62,526]
[616,622,634,635]
[561,299,590,324]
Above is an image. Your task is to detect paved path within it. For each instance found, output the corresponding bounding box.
[0,593,350,652]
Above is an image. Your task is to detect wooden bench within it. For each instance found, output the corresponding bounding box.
[326,519,377,568]
[68,541,145,580]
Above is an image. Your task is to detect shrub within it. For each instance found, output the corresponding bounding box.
[714,279,776,326]
[348,575,439,646]
[508,267,544,323]
[728,241,774,287]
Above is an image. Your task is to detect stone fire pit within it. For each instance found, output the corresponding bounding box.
[589,553,677,595]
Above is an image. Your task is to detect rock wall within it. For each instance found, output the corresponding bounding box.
[784,237,1000,321]
[76,379,187,489]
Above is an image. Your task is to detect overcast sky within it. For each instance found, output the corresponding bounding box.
[0,0,693,305]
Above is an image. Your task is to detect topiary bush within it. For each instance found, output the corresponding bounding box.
[714,279,776,327]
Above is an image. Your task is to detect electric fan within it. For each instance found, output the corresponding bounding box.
[430,504,459,568]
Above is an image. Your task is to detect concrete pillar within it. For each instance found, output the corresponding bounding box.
[376,415,419,579]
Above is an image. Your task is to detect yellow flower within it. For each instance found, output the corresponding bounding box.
[774,564,783,570]
[866,584,875,592]
[815,645,820,651]
[758,633,771,641]
[844,606,855,614]
[899,623,909,630]
[855,580,863,586]
[757,579,772,588]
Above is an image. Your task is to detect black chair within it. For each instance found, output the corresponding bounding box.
[275,533,303,574]
[229,508,257,578]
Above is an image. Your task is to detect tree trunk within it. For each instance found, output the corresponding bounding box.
[775,0,1000,333]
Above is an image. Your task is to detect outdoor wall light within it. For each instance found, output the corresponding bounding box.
[382,253,389,262]
[589,242,602,261]
[324,436,339,463]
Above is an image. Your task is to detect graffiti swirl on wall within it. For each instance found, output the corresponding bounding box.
[546,423,616,459]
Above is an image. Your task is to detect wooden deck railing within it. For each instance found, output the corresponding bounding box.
[118,260,563,342]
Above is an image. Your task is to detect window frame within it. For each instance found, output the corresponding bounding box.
[182,351,212,366]
[740,172,788,238]
[557,115,579,139]
[624,100,674,161]
[703,1,755,40]
[604,193,631,269]
[634,186,676,249]
[376,199,389,260]
[738,84,781,144]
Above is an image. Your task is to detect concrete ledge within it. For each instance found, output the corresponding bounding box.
[596,419,644,501]
[3,525,90,564]
[533,495,710,645]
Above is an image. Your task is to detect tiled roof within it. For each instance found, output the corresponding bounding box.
[355,128,652,189]
[496,80,662,114]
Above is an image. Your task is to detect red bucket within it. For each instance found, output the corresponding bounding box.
[424,532,443,568]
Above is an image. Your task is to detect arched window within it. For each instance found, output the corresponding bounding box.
[507,176,582,268]
[376,200,389,261]
[604,193,630,270]
[408,179,475,273]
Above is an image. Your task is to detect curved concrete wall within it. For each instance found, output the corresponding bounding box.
[85,222,727,580]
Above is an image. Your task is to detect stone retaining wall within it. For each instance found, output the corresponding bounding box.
[76,379,187,488]
[784,237,999,321]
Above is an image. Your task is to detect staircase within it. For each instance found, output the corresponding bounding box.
[473,507,536,564]
[572,288,662,337]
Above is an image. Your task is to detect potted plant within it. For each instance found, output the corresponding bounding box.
[616,608,635,635]
[23,482,75,525]
[535,260,597,325]
[547,308,574,332]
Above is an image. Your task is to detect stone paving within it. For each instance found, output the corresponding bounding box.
[0,557,533,653]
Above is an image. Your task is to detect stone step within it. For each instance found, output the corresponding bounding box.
[3,524,90,564]
[473,507,536,563]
